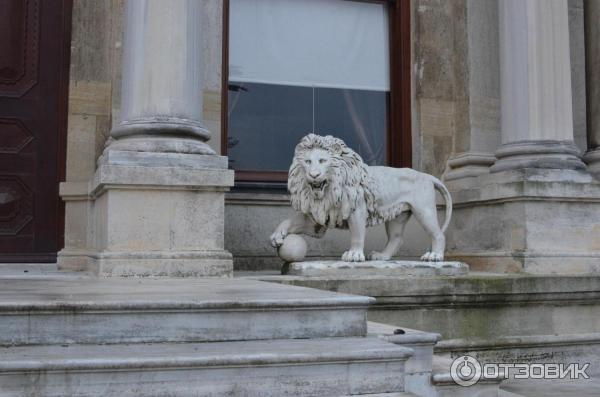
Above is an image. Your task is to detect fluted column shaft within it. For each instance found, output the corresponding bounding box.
[109,0,214,155]
[492,0,585,172]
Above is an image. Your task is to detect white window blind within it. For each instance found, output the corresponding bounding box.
[229,0,390,91]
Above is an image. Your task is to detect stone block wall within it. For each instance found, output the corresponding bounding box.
[413,0,469,177]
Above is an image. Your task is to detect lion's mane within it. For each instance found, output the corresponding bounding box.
[288,134,380,229]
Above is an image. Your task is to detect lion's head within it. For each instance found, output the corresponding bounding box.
[288,134,377,228]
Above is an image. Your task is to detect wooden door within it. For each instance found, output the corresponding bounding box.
[0,0,71,262]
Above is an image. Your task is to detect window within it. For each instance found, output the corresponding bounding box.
[222,0,411,183]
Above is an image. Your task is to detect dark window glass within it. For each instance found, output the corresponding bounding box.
[228,82,388,172]
[227,82,312,171]
[314,87,387,165]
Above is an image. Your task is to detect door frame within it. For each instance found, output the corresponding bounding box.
[55,0,73,255]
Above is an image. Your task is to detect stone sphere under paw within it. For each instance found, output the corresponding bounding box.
[277,235,307,262]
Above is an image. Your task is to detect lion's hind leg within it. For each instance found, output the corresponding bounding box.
[369,212,411,261]
[412,201,445,262]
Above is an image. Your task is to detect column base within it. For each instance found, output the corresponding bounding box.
[58,149,235,277]
[445,168,600,274]
[100,136,216,160]
[444,152,496,181]
[112,116,211,141]
[583,148,600,179]
[490,140,586,173]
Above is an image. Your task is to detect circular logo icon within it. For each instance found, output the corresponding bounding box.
[450,355,482,387]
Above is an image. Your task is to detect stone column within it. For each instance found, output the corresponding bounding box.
[584,0,600,177]
[107,0,214,156]
[490,0,586,173]
[60,0,234,277]
[444,0,501,182]
[445,0,600,274]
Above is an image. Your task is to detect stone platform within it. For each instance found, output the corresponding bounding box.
[254,272,600,384]
[283,260,469,277]
[258,272,600,340]
[0,277,372,345]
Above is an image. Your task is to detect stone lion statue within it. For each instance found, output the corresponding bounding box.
[270,134,452,262]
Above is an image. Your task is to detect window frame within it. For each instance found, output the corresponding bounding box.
[221,0,411,183]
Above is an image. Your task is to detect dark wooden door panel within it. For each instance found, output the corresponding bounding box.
[0,0,71,262]
[0,0,39,97]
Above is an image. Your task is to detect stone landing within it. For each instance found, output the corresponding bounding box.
[0,278,372,345]
[256,271,600,394]
[284,260,469,277]
[261,272,600,341]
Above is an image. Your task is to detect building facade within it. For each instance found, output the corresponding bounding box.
[22,0,594,275]
[2,1,600,395]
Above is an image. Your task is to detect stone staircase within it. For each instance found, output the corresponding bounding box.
[0,273,507,396]
[0,277,415,396]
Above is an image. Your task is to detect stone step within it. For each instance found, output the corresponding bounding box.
[0,337,413,397]
[436,332,600,378]
[368,322,442,397]
[369,321,441,374]
[431,356,503,397]
[368,322,501,397]
[500,379,600,397]
[341,393,420,397]
[0,278,372,346]
[499,391,526,397]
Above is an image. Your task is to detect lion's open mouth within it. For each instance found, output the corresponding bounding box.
[309,180,328,191]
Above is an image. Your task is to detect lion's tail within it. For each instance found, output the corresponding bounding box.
[431,176,452,233]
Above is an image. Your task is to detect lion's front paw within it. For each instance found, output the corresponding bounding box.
[342,249,365,262]
[369,251,391,261]
[421,251,444,262]
[270,230,287,248]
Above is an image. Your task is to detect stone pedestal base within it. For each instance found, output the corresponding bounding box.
[58,150,234,277]
[283,260,469,277]
[445,168,600,274]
